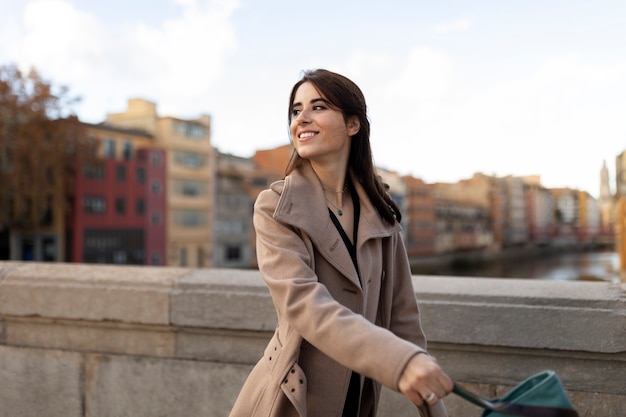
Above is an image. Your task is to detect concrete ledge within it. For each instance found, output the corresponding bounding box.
[171,268,277,330]
[0,261,625,417]
[0,262,189,324]
[412,276,626,352]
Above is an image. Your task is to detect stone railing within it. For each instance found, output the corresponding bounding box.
[0,261,624,417]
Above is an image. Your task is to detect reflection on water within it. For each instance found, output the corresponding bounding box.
[433,250,620,282]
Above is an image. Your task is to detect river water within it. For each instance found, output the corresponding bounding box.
[425,250,621,283]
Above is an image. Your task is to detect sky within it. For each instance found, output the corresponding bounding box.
[1,0,626,198]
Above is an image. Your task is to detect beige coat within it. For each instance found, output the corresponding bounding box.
[229,162,447,417]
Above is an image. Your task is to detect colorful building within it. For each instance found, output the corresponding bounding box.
[69,123,166,265]
[105,99,214,267]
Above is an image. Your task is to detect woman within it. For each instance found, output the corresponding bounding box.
[229,69,452,417]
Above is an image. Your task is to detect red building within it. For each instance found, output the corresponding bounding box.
[69,127,167,265]
[404,175,436,258]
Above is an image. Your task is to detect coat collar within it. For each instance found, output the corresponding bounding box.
[271,161,401,284]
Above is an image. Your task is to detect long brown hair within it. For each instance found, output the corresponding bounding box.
[285,69,401,224]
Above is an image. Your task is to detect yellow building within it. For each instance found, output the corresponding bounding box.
[105,99,214,267]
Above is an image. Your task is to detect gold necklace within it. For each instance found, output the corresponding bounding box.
[322,184,348,194]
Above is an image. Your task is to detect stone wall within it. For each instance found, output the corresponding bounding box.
[0,261,624,417]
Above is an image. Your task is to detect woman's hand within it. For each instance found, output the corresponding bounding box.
[398,352,453,407]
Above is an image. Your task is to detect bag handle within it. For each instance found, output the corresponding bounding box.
[452,383,580,417]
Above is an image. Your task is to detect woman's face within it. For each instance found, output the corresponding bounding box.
[290,82,359,165]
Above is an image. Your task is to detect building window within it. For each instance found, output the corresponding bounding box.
[103,138,115,158]
[150,253,161,265]
[173,210,207,227]
[84,163,105,179]
[116,164,126,181]
[136,198,145,215]
[115,197,126,215]
[83,196,106,213]
[198,247,205,267]
[122,141,133,160]
[151,212,161,225]
[179,248,187,266]
[174,151,206,168]
[174,120,206,139]
[83,229,144,265]
[251,177,268,187]
[151,180,162,194]
[174,179,207,197]
[151,152,162,165]
[226,245,241,261]
[113,250,127,264]
[136,167,145,183]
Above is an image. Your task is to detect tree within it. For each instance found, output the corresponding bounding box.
[0,64,96,235]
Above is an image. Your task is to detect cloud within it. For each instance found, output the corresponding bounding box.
[1,0,240,121]
[383,46,455,102]
[433,18,472,34]
[345,46,626,197]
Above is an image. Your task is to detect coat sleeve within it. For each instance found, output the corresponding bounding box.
[254,188,425,391]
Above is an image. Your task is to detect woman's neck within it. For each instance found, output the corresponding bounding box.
[311,160,348,191]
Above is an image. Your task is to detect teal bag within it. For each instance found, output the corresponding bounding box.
[453,370,579,417]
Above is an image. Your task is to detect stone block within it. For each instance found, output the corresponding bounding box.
[171,268,277,330]
[175,328,270,363]
[0,346,83,417]
[5,317,176,357]
[0,262,187,325]
[85,353,251,417]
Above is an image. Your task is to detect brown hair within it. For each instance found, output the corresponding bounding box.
[286,69,401,224]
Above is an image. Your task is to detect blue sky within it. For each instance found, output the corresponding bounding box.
[2,0,626,198]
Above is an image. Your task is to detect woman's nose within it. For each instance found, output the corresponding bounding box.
[295,108,311,123]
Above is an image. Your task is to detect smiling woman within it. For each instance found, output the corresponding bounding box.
[228,69,453,417]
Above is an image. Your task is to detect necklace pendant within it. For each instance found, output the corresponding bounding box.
[337,209,343,216]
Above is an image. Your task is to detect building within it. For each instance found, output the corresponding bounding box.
[523,176,553,245]
[214,152,280,268]
[578,190,601,245]
[501,175,528,247]
[551,188,580,245]
[105,99,214,267]
[253,144,293,176]
[433,182,492,254]
[69,123,166,265]
[433,174,496,253]
[377,167,409,237]
[403,176,436,258]
[599,160,616,233]
[616,151,626,198]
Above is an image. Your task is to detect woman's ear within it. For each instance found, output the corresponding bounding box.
[347,116,360,136]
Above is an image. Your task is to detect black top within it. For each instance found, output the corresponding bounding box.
[328,183,362,417]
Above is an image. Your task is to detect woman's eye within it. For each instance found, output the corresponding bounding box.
[292,109,301,116]
[313,105,326,111]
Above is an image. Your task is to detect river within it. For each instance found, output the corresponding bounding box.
[416,249,621,282]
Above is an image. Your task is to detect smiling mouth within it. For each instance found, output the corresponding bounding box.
[299,132,317,139]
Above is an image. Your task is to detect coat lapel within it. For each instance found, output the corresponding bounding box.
[273,162,401,288]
